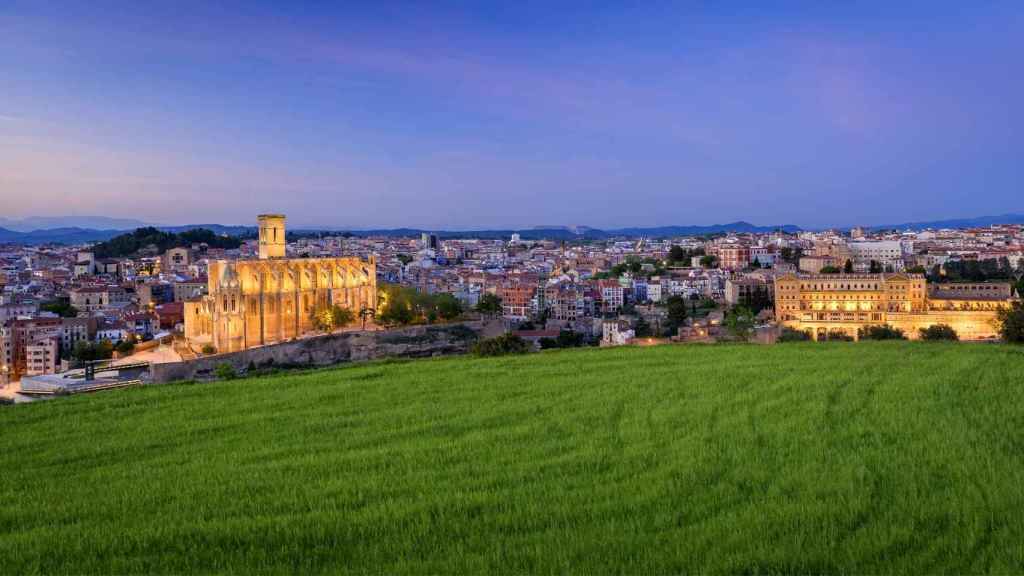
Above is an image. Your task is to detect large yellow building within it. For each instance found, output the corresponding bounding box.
[775,273,1014,341]
[185,215,377,354]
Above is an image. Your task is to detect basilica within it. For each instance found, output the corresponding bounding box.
[185,215,377,354]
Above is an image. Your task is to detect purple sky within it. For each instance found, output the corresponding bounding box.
[1,1,1022,229]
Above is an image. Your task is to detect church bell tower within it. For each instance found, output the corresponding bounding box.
[257,214,286,259]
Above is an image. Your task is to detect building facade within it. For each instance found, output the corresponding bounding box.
[0,317,91,380]
[70,286,129,312]
[184,215,377,354]
[775,273,1013,340]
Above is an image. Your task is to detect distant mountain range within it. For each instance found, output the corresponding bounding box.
[0,227,125,245]
[1,213,1022,245]
[0,222,255,246]
[866,213,1024,231]
[0,216,153,233]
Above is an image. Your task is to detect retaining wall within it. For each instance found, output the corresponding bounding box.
[151,322,482,383]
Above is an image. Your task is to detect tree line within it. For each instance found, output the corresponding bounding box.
[92,227,242,258]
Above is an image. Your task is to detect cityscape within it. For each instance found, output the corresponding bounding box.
[4,1,1024,574]
[2,214,1022,391]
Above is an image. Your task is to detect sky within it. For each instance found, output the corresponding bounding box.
[1,1,1022,230]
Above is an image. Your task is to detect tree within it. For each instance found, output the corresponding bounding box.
[665,295,688,330]
[634,316,652,337]
[434,293,463,321]
[376,284,426,326]
[539,330,586,349]
[72,341,95,362]
[332,306,355,328]
[1015,277,1024,298]
[555,330,585,348]
[471,334,531,357]
[997,303,1024,343]
[40,299,78,318]
[699,255,717,269]
[780,247,802,264]
[906,265,927,274]
[396,253,413,266]
[858,325,906,340]
[92,227,241,258]
[476,293,503,316]
[744,289,773,315]
[72,340,114,362]
[668,245,686,263]
[843,259,854,273]
[379,297,414,326]
[920,324,959,341]
[725,306,755,341]
[869,260,883,274]
[820,265,841,274]
[311,304,355,332]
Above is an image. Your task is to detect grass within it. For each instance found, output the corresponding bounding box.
[3,342,1024,574]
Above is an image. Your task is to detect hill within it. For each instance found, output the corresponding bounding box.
[869,213,1024,231]
[0,216,152,232]
[0,226,124,245]
[2,342,1024,573]
[91,227,243,258]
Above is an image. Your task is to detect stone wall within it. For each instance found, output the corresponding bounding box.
[151,322,481,383]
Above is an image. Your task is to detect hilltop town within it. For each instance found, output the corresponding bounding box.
[2,216,1023,398]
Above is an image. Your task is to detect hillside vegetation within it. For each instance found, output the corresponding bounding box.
[91,227,242,258]
[2,342,1024,573]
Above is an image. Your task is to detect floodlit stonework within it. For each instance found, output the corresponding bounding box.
[185,215,377,354]
[775,273,1015,341]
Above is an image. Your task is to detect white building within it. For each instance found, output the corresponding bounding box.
[849,240,906,270]
[601,320,635,346]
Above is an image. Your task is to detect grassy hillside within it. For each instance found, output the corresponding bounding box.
[3,342,1024,574]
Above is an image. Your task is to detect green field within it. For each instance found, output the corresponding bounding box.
[3,342,1024,574]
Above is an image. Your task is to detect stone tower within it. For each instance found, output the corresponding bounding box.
[257,214,286,260]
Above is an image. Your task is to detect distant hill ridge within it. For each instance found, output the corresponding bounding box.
[2,213,1023,245]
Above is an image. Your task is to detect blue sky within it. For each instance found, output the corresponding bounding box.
[1,1,1021,229]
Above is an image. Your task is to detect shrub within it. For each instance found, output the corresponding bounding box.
[825,330,854,342]
[997,303,1024,343]
[538,331,586,350]
[471,334,531,357]
[919,324,959,341]
[778,328,811,342]
[115,339,136,355]
[214,363,237,380]
[858,325,906,341]
[201,344,217,355]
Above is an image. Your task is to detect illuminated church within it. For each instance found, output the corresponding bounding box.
[185,214,377,354]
